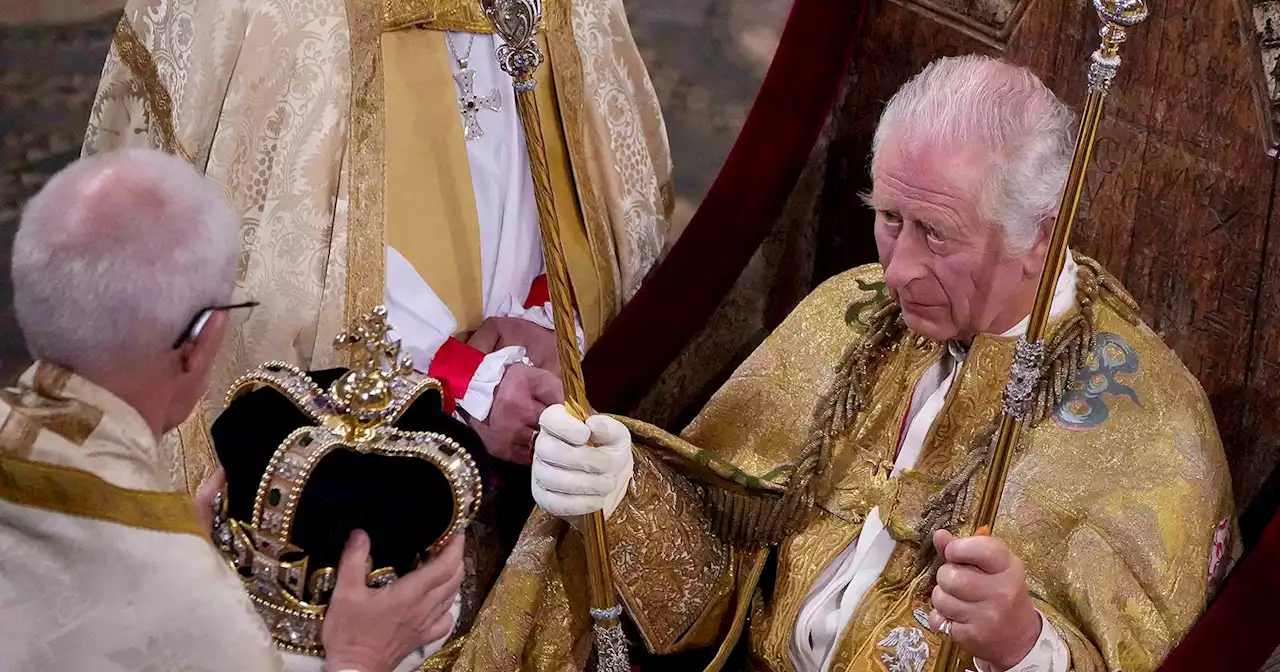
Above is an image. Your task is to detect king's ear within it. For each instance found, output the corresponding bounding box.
[1024,218,1056,277]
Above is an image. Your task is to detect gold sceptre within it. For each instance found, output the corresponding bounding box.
[477,1,628,669]
[933,0,1148,669]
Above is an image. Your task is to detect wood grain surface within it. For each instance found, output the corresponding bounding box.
[815,0,1279,506]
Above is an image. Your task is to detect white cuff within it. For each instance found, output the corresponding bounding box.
[456,345,526,422]
[973,610,1069,672]
[393,591,462,671]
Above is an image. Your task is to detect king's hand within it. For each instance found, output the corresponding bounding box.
[531,405,633,520]
[927,529,1043,671]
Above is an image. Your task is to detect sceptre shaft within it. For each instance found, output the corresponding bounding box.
[477,1,629,669]
[934,0,1149,670]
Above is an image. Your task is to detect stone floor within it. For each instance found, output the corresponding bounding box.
[623,0,791,238]
[0,0,123,25]
[0,9,118,383]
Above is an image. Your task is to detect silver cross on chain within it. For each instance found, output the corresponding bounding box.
[446,33,502,141]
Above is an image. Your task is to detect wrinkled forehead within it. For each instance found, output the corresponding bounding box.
[870,134,991,207]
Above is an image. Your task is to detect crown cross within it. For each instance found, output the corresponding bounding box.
[331,307,414,423]
[335,306,414,378]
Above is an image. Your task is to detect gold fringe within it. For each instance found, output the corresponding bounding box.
[703,257,1124,549]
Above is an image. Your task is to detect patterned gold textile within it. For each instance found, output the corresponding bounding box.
[0,363,283,671]
[81,0,673,494]
[452,262,1237,672]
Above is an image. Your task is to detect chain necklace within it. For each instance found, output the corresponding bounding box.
[445,32,502,141]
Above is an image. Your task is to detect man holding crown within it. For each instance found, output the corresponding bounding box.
[0,149,468,672]
[446,56,1240,672]
[81,0,671,504]
[81,0,672,639]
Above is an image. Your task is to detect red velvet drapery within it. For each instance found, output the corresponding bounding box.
[1156,513,1280,672]
[582,0,871,413]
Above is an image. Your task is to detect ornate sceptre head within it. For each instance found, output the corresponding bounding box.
[1087,0,1150,93]
[479,0,544,89]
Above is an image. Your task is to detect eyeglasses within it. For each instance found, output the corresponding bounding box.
[171,301,259,349]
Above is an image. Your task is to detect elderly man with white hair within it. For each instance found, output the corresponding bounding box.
[0,149,463,672]
[442,56,1237,672]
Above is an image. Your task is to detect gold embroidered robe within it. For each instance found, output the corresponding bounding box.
[81,0,673,493]
[0,363,283,671]
[444,262,1237,672]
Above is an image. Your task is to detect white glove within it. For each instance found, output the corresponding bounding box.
[532,405,633,520]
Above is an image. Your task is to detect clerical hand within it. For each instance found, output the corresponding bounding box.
[322,531,464,672]
[531,405,633,519]
[927,529,1042,671]
[469,316,561,374]
[469,363,564,464]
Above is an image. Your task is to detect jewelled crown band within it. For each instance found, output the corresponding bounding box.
[210,306,484,656]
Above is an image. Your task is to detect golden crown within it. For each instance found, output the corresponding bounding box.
[209,306,483,656]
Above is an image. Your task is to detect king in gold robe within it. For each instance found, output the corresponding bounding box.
[438,254,1238,671]
[81,0,673,498]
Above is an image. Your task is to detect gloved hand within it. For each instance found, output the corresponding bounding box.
[531,405,633,520]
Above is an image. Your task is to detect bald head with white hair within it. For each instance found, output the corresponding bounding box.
[864,55,1076,343]
[12,148,240,436]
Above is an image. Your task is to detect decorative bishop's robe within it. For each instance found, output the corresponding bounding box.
[81,0,673,496]
[441,258,1238,672]
[0,363,282,671]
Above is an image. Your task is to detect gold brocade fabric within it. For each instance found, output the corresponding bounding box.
[457,263,1236,672]
[82,0,672,495]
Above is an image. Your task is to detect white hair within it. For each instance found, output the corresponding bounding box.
[871,55,1077,253]
[12,149,239,377]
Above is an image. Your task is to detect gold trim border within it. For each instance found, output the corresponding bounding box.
[0,451,203,536]
[383,0,495,33]
[112,16,195,163]
[543,5,621,335]
[344,0,389,353]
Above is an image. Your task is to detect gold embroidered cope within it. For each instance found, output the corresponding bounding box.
[445,262,1237,672]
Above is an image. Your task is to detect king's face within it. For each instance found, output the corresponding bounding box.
[868,138,1036,342]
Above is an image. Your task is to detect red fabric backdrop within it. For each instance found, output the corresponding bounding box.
[1156,513,1280,672]
[582,0,871,413]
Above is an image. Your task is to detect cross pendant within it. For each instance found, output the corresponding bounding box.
[454,64,502,142]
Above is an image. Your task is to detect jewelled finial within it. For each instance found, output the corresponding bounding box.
[331,306,414,428]
[1088,0,1150,93]
[479,0,544,90]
